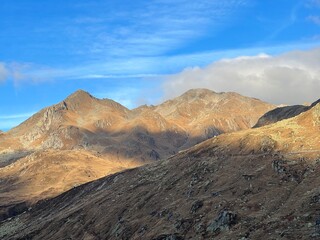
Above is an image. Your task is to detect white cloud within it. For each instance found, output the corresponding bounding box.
[0,63,8,82]
[3,41,320,88]
[163,48,320,105]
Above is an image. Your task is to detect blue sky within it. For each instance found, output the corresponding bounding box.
[1,0,320,131]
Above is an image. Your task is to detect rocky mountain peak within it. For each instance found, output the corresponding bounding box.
[61,89,98,112]
[1,98,318,239]
[180,88,217,100]
[65,89,94,102]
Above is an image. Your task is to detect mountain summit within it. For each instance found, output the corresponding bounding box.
[1,96,318,240]
[0,88,274,219]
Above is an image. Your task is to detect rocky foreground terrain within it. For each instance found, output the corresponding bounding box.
[0,89,274,218]
[0,99,319,239]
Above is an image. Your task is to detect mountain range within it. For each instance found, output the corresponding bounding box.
[0,89,274,220]
[0,91,319,239]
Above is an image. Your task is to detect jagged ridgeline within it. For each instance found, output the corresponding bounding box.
[0,89,274,222]
[0,97,319,239]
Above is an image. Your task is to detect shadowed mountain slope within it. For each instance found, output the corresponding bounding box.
[1,89,274,160]
[0,89,274,221]
[1,102,319,240]
[254,98,320,128]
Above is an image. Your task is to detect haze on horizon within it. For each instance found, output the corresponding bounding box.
[0,0,320,131]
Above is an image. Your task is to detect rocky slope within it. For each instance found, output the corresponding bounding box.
[0,149,139,220]
[254,98,320,127]
[0,89,275,164]
[0,89,274,220]
[0,102,319,240]
[153,89,274,148]
[1,89,274,161]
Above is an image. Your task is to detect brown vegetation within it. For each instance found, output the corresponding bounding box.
[0,89,274,214]
[0,99,318,240]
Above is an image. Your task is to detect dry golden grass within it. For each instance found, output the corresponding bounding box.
[0,89,275,220]
[0,149,141,206]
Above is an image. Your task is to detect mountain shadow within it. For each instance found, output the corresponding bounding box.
[254,98,320,127]
[0,102,319,239]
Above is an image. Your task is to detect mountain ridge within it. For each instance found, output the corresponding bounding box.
[0,99,318,240]
[254,98,320,128]
[0,88,275,221]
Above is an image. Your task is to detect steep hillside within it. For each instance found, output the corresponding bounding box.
[1,103,319,240]
[1,89,274,162]
[0,149,140,220]
[254,98,320,127]
[2,90,129,150]
[0,89,274,221]
[151,89,274,148]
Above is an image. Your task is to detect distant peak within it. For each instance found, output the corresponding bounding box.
[59,89,96,111]
[67,89,93,99]
[184,88,216,94]
[181,88,217,98]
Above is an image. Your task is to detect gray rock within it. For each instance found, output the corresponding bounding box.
[152,234,184,240]
[272,159,287,174]
[207,210,237,233]
[190,200,204,213]
[150,149,160,161]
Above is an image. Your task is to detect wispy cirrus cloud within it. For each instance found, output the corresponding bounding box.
[0,112,35,131]
[308,15,320,25]
[263,1,302,42]
[306,0,320,7]
[2,40,320,86]
[4,0,320,87]
[0,112,35,120]
[0,63,8,82]
[0,62,58,85]
[68,0,249,58]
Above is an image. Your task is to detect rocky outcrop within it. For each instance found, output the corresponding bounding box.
[206,210,237,233]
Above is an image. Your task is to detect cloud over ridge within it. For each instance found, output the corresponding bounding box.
[163,48,320,105]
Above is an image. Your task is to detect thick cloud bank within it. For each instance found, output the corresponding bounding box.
[163,48,320,105]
